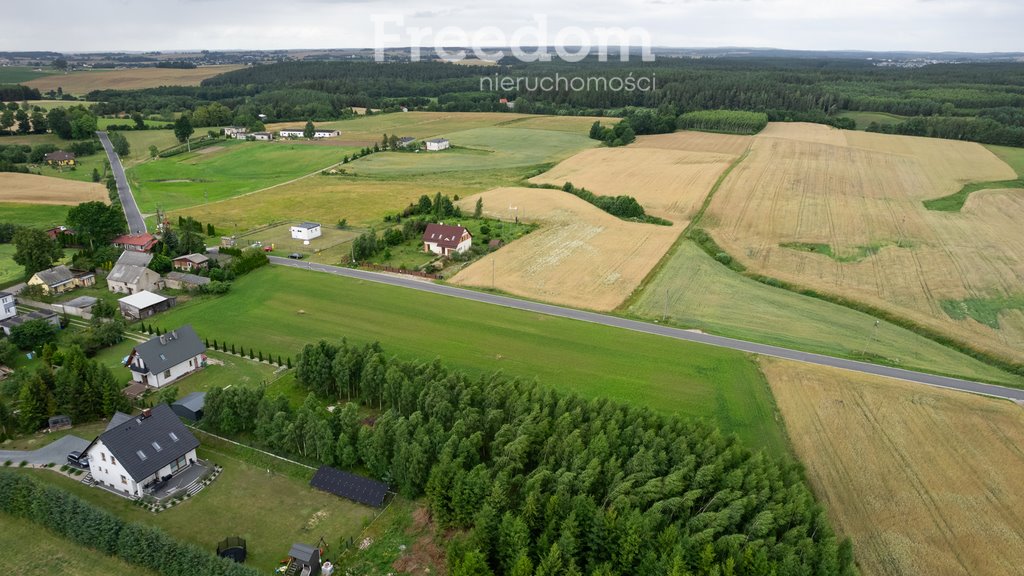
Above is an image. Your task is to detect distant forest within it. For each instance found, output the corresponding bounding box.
[63,58,1024,146]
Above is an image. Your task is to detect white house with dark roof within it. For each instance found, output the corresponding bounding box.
[425,138,450,151]
[118,290,176,321]
[290,222,322,241]
[83,404,200,498]
[0,291,15,322]
[125,325,206,388]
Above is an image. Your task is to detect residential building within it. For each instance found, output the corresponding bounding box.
[314,129,340,138]
[28,265,96,295]
[172,253,209,272]
[223,126,248,138]
[124,325,206,388]
[290,222,322,241]
[163,272,211,291]
[43,151,76,166]
[279,128,340,139]
[45,225,74,240]
[251,132,273,141]
[112,233,159,253]
[107,251,162,294]
[0,291,15,321]
[396,136,416,148]
[425,138,450,151]
[118,291,176,321]
[0,310,60,336]
[83,405,200,498]
[422,223,473,256]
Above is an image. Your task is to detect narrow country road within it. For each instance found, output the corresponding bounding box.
[97,131,147,234]
[267,256,1024,402]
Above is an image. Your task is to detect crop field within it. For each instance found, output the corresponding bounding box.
[128,139,356,212]
[0,67,57,83]
[22,65,244,95]
[0,202,69,228]
[762,358,1024,576]
[703,122,1024,362]
[0,172,107,204]
[0,511,155,576]
[627,242,1021,385]
[152,265,788,454]
[451,187,680,310]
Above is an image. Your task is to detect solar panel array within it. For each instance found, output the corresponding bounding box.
[309,466,389,508]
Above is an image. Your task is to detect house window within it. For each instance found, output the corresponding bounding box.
[101,453,106,462]
[164,370,171,378]
[169,454,188,473]
[111,456,117,465]
[120,475,127,485]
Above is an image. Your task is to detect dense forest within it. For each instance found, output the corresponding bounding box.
[60,57,1024,146]
[198,338,856,576]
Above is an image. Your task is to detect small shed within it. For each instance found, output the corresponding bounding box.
[288,543,321,576]
[118,291,176,321]
[60,295,99,316]
[171,392,206,422]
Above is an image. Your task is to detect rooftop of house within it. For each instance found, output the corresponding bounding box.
[0,309,57,329]
[293,222,321,230]
[112,233,158,249]
[174,391,206,412]
[116,251,154,267]
[33,265,92,287]
[130,325,206,375]
[118,290,168,310]
[173,253,209,264]
[426,138,449,143]
[91,404,200,481]
[165,271,210,285]
[423,223,471,248]
[62,295,99,309]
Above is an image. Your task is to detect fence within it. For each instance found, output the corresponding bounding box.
[15,298,93,320]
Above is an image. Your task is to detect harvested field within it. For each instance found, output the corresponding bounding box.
[631,130,753,156]
[23,65,243,94]
[451,187,679,310]
[705,122,1024,362]
[763,357,1024,576]
[0,173,107,204]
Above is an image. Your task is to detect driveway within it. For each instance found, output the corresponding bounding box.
[0,435,90,466]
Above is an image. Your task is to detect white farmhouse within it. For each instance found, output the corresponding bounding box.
[290,222,322,241]
[425,138,450,151]
[422,223,472,256]
[0,291,15,321]
[84,405,200,498]
[125,325,206,388]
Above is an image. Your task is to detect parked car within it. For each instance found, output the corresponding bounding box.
[288,253,304,260]
[67,450,89,469]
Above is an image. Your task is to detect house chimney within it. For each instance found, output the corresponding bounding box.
[142,408,152,419]
[159,335,166,345]
[171,330,177,339]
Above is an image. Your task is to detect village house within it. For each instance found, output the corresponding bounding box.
[28,265,96,296]
[124,325,206,388]
[396,136,416,148]
[422,223,473,256]
[251,132,274,141]
[112,233,159,253]
[290,222,322,241]
[172,253,209,272]
[314,129,340,138]
[425,138,450,151]
[222,126,248,138]
[43,151,76,166]
[107,251,162,294]
[0,291,15,322]
[118,291,176,321]
[279,128,341,139]
[83,405,201,498]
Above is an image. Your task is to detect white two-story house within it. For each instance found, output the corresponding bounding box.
[125,325,206,388]
[0,291,15,321]
[84,404,200,498]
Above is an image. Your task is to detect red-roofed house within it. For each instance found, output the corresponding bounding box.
[422,223,472,256]
[113,233,159,253]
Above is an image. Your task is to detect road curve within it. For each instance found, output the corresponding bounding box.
[97,131,147,234]
[266,256,1024,402]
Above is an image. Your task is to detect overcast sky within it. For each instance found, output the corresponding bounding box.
[4,0,1022,54]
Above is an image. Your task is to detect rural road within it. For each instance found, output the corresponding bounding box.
[0,435,89,467]
[267,256,1024,402]
[97,131,147,234]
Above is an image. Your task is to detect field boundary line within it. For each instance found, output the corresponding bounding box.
[185,426,316,471]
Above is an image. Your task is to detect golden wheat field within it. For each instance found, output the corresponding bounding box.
[23,65,243,94]
[0,173,107,204]
[762,357,1024,576]
[531,131,748,222]
[704,123,1023,362]
[450,187,680,310]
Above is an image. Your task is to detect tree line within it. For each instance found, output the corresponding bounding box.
[198,338,855,576]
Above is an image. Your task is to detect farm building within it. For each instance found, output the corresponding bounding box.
[125,325,206,388]
[290,222,322,241]
[28,265,96,295]
[171,392,206,422]
[396,136,416,148]
[112,233,159,253]
[223,126,248,138]
[0,291,15,321]
[423,223,472,256]
[163,272,210,290]
[279,128,340,139]
[172,253,209,272]
[43,151,76,166]
[58,295,99,316]
[107,251,162,294]
[425,138,450,151]
[251,132,273,141]
[118,291,176,321]
[0,309,60,336]
[83,404,201,499]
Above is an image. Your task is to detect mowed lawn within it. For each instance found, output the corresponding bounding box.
[0,202,70,228]
[0,244,24,285]
[151,266,788,455]
[268,111,533,142]
[628,241,1022,385]
[128,140,357,213]
[0,512,155,576]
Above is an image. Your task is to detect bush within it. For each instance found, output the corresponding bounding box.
[714,252,732,265]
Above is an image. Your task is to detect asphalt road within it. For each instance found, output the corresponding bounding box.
[0,435,90,467]
[97,131,147,234]
[268,255,1024,402]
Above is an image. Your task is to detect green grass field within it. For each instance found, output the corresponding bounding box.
[0,132,64,146]
[0,511,156,576]
[119,130,182,167]
[149,265,787,455]
[627,241,1022,385]
[0,244,24,285]
[128,140,357,213]
[96,118,172,129]
[0,68,58,83]
[23,99,101,110]
[839,110,908,130]
[0,202,69,228]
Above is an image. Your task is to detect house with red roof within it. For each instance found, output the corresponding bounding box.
[422,223,472,256]
[112,233,159,253]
